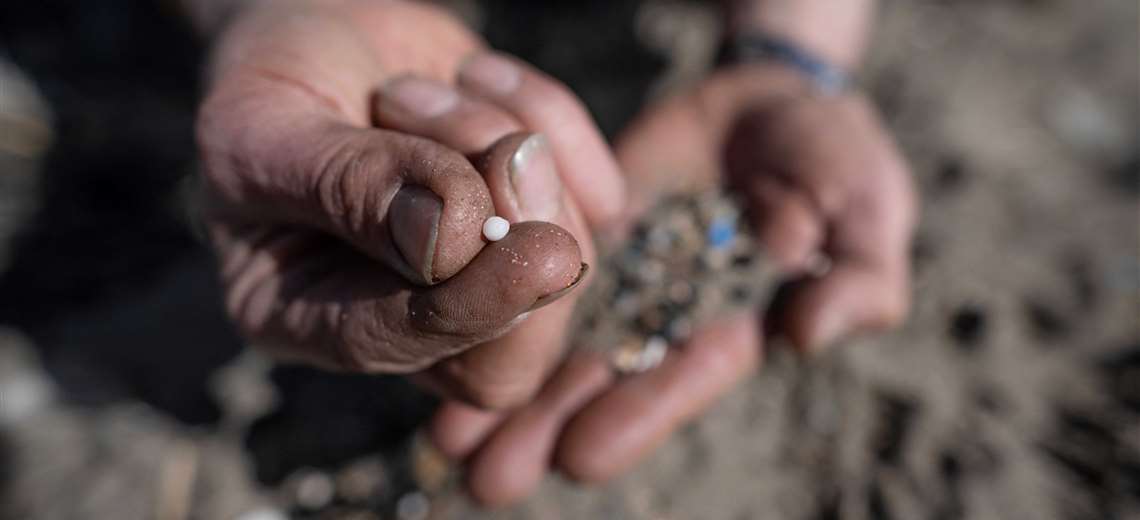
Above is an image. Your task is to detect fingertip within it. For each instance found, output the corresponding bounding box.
[457,52,522,96]
[467,354,614,495]
[747,177,825,273]
[785,293,850,355]
[410,221,583,340]
[557,316,761,483]
[478,132,565,223]
[429,402,503,461]
[465,446,538,509]
[465,468,529,509]
[554,437,620,485]
[506,222,586,298]
[398,138,495,283]
[377,75,460,119]
[781,265,911,354]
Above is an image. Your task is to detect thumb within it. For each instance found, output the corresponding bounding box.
[198,74,494,285]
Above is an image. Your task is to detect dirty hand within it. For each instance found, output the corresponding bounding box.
[427,63,917,506]
[617,64,919,351]
[195,0,624,407]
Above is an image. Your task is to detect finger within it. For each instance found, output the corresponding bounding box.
[372,79,566,224]
[729,97,913,230]
[407,221,585,360]
[783,166,915,352]
[373,76,524,156]
[428,402,505,460]
[743,175,825,273]
[457,52,627,226]
[374,79,596,408]
[611,64,810,224]
[420,135,594,409]
[765,99,917,352]
[780,260,908,354]
[200,15,492,285]
[476,133,568,224]
[555,315,762,483]
[464,354,613,507]
[218,220,585,373]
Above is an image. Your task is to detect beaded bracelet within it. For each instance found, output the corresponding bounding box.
[716,32,851,96]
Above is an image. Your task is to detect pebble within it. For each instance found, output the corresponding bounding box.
[335,457,388,503]
[410,433,450,493]
[395,492,430,520]
[639,336,669,371]
[288,468,335,510]
[482,216,510,241]
[611,335,670,374]
[0,370,53,424]
[235,508,288,520]
[0,333,55,425]
[665,317,692,342]
[668,280,695,305]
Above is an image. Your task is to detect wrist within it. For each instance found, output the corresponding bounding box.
[722,0,874,71]
[716,33,850,95]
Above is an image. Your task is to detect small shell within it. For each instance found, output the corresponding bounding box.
[482,216,510,241]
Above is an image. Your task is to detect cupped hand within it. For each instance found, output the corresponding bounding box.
[429,63,917,506]
[196,0,624,408]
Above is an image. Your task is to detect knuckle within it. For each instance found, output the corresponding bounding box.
[405,136,471,177]
[464,383,532,410]
[527,75,590,122]
[335,304,430,374]
[409,291,503,341]
[434,358,540,410]
[558,452,618,485]
[195,92,252,198]
[312,136,397,238]
[313,140,360,226]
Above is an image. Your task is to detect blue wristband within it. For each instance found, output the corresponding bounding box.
[716,33,850,95]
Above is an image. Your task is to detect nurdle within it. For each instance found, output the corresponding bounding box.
[482,216,510,241]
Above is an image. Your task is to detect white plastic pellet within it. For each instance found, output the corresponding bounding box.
[482,216,510,242]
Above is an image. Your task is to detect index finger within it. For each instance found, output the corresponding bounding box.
[554,314,762,482]
[457,53,628,227]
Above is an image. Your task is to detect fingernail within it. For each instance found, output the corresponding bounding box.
[530,262,588,311]
[383,77,458,117]
[458,53,521,95]
[390,185,442,283]
[509,134,562,221]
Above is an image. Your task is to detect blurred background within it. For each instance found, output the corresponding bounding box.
[0,0,1136,519]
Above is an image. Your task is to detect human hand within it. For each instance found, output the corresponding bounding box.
[428,63,917,506]
[616,64,918,350]
[196,0,624,407]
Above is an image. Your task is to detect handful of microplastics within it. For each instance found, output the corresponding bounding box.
[570,190,780,374]
[392,191,780,516]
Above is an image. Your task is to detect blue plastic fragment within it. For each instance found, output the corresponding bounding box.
[707,217,736,249]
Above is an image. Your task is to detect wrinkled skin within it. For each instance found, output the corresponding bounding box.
[431,64,918,506]
[195,0,917,508]
[198,0,622,408]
